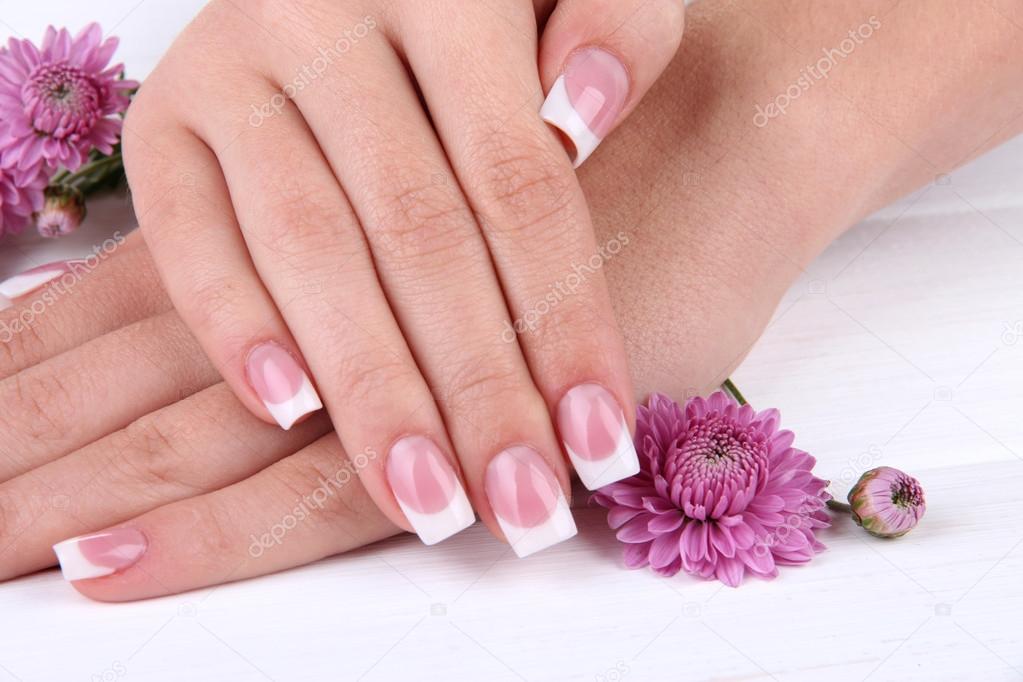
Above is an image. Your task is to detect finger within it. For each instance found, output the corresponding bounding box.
[0,311,218,482]
[54,433,397,602]
[0,382,328,582]
[0,235,170,380]
[399,4,642,490]
[261,26,577,556]
[539,0,685,166]
[124,110,323,431]
[180,66,476,546]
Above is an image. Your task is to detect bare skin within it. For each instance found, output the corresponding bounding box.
[0,0,1020,600]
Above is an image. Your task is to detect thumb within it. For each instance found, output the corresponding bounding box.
[538,0,685,167]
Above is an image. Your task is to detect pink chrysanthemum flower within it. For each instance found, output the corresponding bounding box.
[0,24,137,172]
[847,466,925,538]
[592,392,831,587]
[0,153,47,236]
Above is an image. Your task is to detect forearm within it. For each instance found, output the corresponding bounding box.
[580,0,1023,396]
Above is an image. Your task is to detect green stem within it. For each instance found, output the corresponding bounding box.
[826,500,852,514]
[64,152,123,190]
[722,378,747,406]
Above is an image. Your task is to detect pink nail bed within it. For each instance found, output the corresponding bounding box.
[387,436,474,545]
[485,446,576,558]
[540,47,630,167]
[558,383,639,490]
[245,342,322,430]
[52,528,147,581]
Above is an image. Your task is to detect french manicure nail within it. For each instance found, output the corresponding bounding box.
[540,47,630,168]
[245,342,323,430]
[557,383,639,490]
[485,446,576,558]
[52,528,147,581]
[0,260,83,299]
[386,436,475,545]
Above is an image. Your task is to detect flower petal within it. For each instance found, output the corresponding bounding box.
[709,524,737,558]
[648,511,684,534]
[622,541,652,569]
[617,513,658,543]
[648,529,683,568]
[607,506,644,529]
[714,557,745,587]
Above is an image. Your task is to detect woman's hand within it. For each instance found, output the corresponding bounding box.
[1,0,1020,601]
[124,0,685,556]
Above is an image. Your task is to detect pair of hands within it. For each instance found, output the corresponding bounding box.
[4,0,1016,601]
[124,0,685,555]
[0,0,769,599]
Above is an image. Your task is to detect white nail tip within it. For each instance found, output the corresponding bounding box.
[52,538,115,581]
[0,266,66,299]
[496,496,578,559]
[565,415,640,490]
[540,75,603,168]
[396,485,476,546]
[263,375,322,430]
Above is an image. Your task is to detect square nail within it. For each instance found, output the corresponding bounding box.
[386,436,475,545]
[52,528,147,581]
[484,446,577,558]
[245,342,322,430]
[540,47,630,167]
[557,383,639,490]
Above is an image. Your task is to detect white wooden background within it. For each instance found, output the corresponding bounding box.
[0,2,1021,680]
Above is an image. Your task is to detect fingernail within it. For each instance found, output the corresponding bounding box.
[557,383,639,490]
[386,436,475,545]
[540,47,630,168]
[485,446,576,558]
[52,528,147,581]
[245,342,323,430]
[0,260,84,299]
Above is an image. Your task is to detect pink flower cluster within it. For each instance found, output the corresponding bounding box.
[0,24,135,236]
[593,392,831,587]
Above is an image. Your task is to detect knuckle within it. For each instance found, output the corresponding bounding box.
[0,306,53,375]
[113,415,199,496]
[269,448,378,533]
[334,350,418,408]
[181,499,244,572]
[180,271,249,341]
[257,183,342,258]
[470,133,576,237]
[531,300,613,362]
[6,368,79,445]
[368,173,476,262]
[438,353,525,419]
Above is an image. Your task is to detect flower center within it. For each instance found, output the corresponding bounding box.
[890,476,924,509]
[669,416,769,516]
[23,62,103,139]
